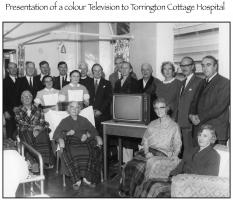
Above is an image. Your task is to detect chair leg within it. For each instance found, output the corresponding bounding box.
[62,174,66,187]
[56,152,59,174]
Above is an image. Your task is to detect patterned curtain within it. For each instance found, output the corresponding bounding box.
[114,39,130,62]
[18,44,25,77]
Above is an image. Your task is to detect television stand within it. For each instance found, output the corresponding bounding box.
[102,120,147,181]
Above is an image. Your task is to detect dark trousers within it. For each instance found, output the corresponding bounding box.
[180,127,193,157]
[216,140,227,145]
[5,118,17,140]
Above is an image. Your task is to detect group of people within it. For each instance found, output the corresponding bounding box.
[3,54,229,195]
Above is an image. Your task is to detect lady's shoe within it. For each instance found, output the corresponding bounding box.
[82,178,96,188]
[72,180,81,190]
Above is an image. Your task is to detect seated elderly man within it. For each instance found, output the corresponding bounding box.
[14,90,54,168]
[53,101,103,190]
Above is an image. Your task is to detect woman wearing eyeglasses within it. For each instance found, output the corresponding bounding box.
[119,97,182,197]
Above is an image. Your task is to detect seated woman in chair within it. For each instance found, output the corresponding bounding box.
[136,124,220,198]
[14,90,54,168]
[170,124,220,176]
[119,98,182,197]
[53,101,103,190]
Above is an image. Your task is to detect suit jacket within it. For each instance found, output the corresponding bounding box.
[138,76,160,120]
[53,75,69,90]
[170,145,220,176]
[16,76,42,102]
[34,74,45,91]
[138,76,160,95]
[88,78,113,117]
[114,75,139,94]
[3,76,20,115]
[190,74,230,140]
[109,71,119,90]
[177,75,203,128]
[79,76,93,97]
[109,71,138,90]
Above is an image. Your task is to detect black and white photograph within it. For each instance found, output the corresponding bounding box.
[2,22,230,198]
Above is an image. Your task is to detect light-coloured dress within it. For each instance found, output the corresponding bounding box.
[143,117,182,179]
[120,116,181,197]
[59,83,90,103]
[35,88,59,112]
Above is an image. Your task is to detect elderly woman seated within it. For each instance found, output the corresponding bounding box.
[14,90,54,168]
[135,124,220,198]
[119,98,182,197]
[170,124,220,176]
[53,101,103,190]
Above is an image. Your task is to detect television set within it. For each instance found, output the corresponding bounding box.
[112,93,151,125]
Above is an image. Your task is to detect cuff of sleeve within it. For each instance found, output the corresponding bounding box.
[34,98,41,105]
[84,94,90,100]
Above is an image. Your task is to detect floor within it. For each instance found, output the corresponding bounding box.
[16,160,122,198]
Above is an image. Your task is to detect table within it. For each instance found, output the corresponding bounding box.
[102,120,147,180]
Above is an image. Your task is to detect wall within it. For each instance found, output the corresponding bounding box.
[98,23,114,79]
[219,23,230,79]
[130,23,174,80]
[80,23,99,76]
[24,23,80,76]
[129,23,157,79]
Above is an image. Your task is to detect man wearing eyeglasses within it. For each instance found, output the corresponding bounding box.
[176,56,203,156]
[189,55,230,146]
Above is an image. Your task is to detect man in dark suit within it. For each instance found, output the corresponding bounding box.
[87,63,112,137]
[35,60,51,90]
[3,62,19,139]
[78,62,93,96]
[114,61,139,163]
[53,61,69,90]
[138,63,160,121]
[114,61,139,94]
[189,55,230,145]
[177,57,203,155]
[109,56,137,90]
[16,61,41,101]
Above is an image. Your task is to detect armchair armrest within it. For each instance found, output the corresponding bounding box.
[171,174,229,197]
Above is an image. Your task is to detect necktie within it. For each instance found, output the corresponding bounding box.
[180,78,187,95]
[29,77,33,88]
[95,79,98,93]
[62,77,65,88]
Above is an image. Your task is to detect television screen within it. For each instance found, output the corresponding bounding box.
[113,95,142,121]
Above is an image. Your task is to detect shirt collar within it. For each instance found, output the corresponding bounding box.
[118,71,122,79]
[69,83,80,87]
[163,78,175,84]
[26,75,33,79]
[185,73,194,84]
[45,88,54,92]
[9,75,16,81]
[94,78,100,84]
[207,72,217,82]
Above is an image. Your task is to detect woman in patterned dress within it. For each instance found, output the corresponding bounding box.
[14,90,54,167]
[119,97,182,197]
